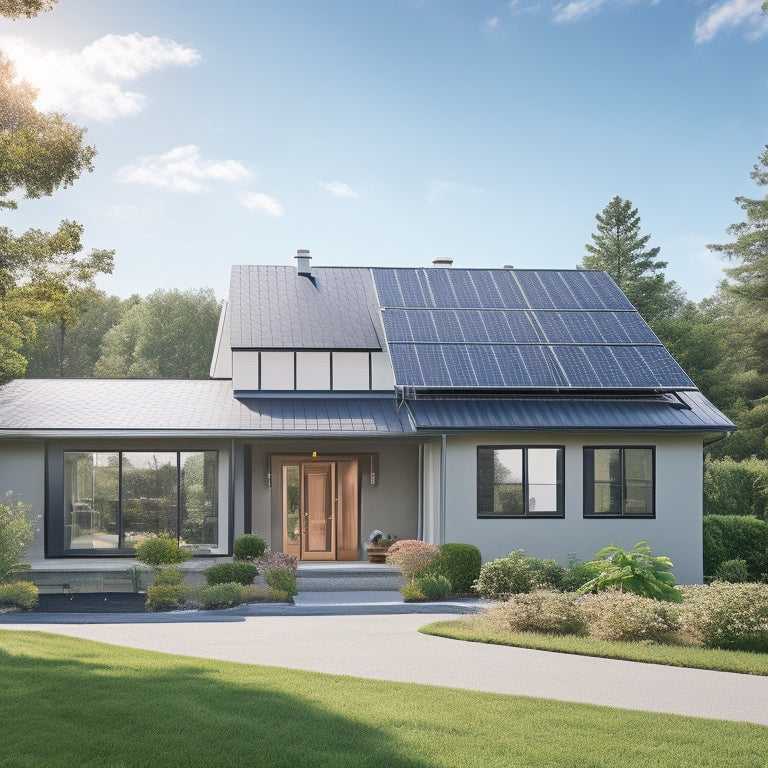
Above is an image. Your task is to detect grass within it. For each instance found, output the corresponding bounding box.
[1,630,767,768]
[419,618,768,676]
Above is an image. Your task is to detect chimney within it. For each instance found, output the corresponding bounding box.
[295,249,311,276]
[431,256,454,268]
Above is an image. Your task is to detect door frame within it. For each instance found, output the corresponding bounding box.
[275,455,360,561]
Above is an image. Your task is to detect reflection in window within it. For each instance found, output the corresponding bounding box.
[584,447,654,517]
[283,465,300,546]
[477,447,564,518]
[63,450,218,552]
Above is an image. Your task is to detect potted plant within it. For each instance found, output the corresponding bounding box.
[365,530,398,563]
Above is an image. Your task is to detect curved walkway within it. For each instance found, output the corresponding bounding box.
[3,596,768,727]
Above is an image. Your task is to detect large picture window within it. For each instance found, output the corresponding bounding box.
[63,451,218,552]
[477,446,564,518]
[583,447,655,518]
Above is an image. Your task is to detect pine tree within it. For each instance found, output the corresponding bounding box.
[581,196,680,321]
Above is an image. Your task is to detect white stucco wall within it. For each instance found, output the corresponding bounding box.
[442,432,705,585]
[0,441,47,563]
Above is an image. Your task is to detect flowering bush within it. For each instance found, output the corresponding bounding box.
[473,550,563,600]
[485,590,586,636]
[254,549,298,575]
[578,589,681,643]
[386,539,439,581]
[680,582,768,652]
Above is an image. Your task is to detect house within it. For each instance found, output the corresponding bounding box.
[0,252,734,583]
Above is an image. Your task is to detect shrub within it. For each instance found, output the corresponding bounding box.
[386,539,439,581]
[254,549,298,575]
[414,574,452,601]
[474,550,562,600]
[263,568,297,596]
[578,590,681,643]
[578,541,682,603]
[561,558,607,592]
[485,590,586,636]
[152,567,185,586]
[0,498,35,582]
[681,582,768,652]
[194,583,244,609]
[714,558,749,583]
[204,562,258,586]
[400,583,427,602]
[134,534,194,567]
[424,543,481,595]
[145,583,187,611]
[233,534,267,560]
[703,456,768,520]
[0,580,38,610]
[703,515,768,581]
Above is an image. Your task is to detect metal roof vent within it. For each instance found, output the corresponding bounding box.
[295,249,312,276]
[503,264,514,269]
[431,256,453,268]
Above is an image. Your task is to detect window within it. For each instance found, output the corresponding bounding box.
[477,446,564,518]
[583,447,654,517]
[63,450,218,552]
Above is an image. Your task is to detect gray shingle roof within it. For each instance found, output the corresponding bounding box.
[229,266,384,350]
[0,379,410,435]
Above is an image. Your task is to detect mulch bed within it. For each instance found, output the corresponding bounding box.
[35,593,148,613]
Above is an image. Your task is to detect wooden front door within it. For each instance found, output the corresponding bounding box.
[280,458,359,561]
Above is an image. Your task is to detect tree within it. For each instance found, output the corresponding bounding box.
[94,289,221,379]
[0,0,57,18]
[581,196,682,322]
[0,46,112,382]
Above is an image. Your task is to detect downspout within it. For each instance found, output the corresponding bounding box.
[417,443,424,540]
[440,433,447,545]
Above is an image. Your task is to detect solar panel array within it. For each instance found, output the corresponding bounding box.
[371,268,695,391]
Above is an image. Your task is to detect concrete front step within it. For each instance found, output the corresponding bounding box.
[296,563,404,592]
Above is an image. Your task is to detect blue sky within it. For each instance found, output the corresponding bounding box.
[2,0,768,302]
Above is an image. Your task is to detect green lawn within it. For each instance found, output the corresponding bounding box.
[419,618,768,676]
[1,630,767,768]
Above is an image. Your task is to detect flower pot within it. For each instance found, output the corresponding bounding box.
[366,545,390,564]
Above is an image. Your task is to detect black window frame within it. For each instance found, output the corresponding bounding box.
[476,445,565,519]
[46,445,219,557]
[583,446,656,519]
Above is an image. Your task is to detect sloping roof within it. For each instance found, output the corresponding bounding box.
[371,267,695,391]
[229,265,384,350]
[404,391,734,434]
[0,379,411,436]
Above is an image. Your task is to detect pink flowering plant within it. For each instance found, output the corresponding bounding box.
[386,539,439,582]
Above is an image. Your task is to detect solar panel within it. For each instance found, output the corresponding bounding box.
[513,271,555,309]
[441,344,478,386]
[536,271,582,310]
[466,345,506,387]
[424,268,461,307]
[434,310,466,343]
[579,271,634,310]
[468,271,511,308]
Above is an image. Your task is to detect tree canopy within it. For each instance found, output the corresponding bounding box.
[0,0,57,19]
[581,196,682,322]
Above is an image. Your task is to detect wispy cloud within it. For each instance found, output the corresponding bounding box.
[483,16,501,31]
[427,180,484,204]
[117,145,251,193]
[0,33,201,122]
[694,0,768,43]
[319,181,359,199]
[553,0,608,23]
[241,192,284,217]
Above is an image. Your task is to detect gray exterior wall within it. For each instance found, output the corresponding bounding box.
[247,438,420,555]
[441,432,705,585]
[0,441,46,563]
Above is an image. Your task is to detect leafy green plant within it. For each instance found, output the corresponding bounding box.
[134,534,195,567]
[233,534,267,561]
[485,590,586,636]
[204,562,258,586]
[400,583,427,602]
[578,541,682,603]
[386,539,439,582]
[0,498,35,583]
[414,574,452,601]
[194,583,244,609]
[681,582,768,652]
[473,550,563,600]
[0,580,39,610]
[145,583,187,611]
[703,515,768,581]
[578,590,681,643]
[421,543,481,595]
[714,558,749,583]
[560,556,607,592]
[152,567,185,586]
[263,568,297,596]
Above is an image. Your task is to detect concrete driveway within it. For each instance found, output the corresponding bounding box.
[3,605,768,726]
